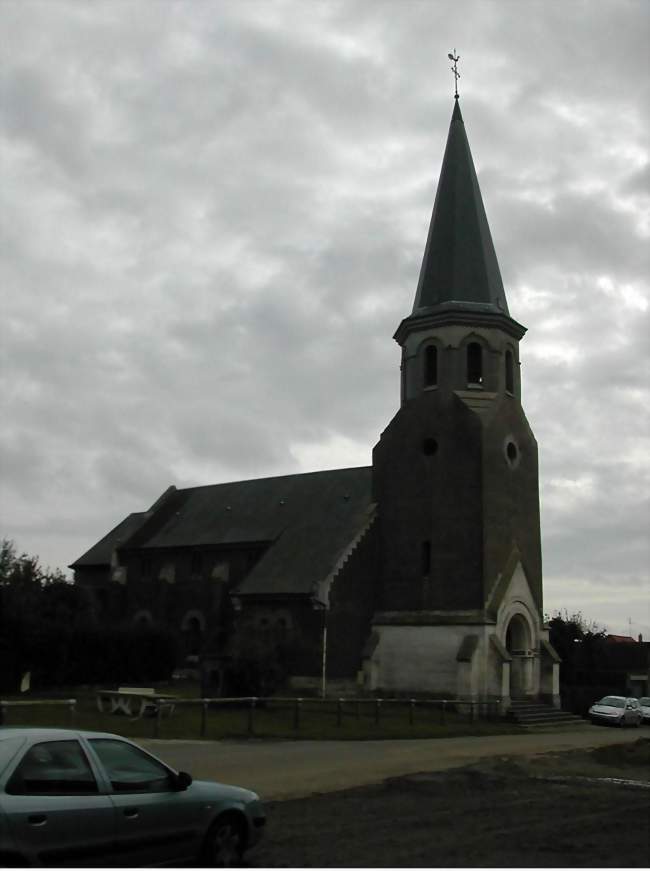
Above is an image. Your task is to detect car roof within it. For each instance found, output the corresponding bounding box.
[0,727,123,741]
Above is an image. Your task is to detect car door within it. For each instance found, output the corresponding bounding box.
[1,738,115,867]
[87,737,203,865]
[625,699,641,725]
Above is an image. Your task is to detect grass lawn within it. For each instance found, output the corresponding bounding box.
[0,684,522,741]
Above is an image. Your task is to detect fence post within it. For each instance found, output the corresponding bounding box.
[375,699,381,725]
[68,700,76,728]
[248,697,256,736]
[293,698,301,731]
[355,700,360,720]
[441,700,446,724]
[0,702,5,726]
[337,698,343,727]
[200,701,208,738]
[154,703,162,738]
[409,699,415,726]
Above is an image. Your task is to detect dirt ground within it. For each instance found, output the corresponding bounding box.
[250,739,650,867]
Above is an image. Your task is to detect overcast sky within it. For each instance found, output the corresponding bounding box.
[1,0,648,638]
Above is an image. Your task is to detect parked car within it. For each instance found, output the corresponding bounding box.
[0,727,265,867]
[588,696,643,728]
[639,697,650,723]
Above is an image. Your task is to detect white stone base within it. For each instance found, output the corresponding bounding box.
[363,559,559,703]
[364,621,499,699]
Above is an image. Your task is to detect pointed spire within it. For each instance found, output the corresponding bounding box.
[412,101,509,316]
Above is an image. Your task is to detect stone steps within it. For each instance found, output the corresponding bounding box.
[508,699,586,728]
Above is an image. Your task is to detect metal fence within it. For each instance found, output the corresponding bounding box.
[0,695,502,739]
[153,695,502,739]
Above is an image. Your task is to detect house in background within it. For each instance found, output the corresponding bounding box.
[72,97,560,708]
[602,635,649,697]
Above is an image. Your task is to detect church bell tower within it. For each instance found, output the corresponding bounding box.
[367,96,558,706]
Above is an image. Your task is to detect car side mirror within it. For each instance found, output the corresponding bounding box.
[173,771,193,791]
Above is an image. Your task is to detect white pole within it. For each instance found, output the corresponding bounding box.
[321,619,328,699]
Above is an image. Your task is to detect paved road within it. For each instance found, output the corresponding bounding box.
[142,726,646,801]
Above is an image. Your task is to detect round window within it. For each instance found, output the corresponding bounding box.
[505,440,519,468]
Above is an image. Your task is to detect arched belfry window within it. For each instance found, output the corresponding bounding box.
[423,345,438,387]
[505,350,514,394]
[467,342,483,386]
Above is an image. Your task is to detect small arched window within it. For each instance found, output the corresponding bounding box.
[133,609,153,629]
[191,552,203,576]
[423,345,438,387]
[184,615,204,656]
[505,350,514,394]
[467,342,483,386]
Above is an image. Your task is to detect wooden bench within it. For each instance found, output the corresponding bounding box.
[96,687,176,719]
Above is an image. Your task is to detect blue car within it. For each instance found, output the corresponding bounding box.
[0,728,265,867]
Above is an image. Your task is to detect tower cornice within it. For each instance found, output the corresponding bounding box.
[394,303,526,346]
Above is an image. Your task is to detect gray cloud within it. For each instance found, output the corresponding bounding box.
[1,0,648,637]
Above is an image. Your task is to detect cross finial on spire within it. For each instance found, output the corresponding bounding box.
[448,50,460,100]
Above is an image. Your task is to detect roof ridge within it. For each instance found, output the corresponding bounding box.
[174,465,372,494]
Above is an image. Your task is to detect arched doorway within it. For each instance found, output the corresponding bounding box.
[181,610,205,658]
[505,613,533,697]
[132,609,154,629]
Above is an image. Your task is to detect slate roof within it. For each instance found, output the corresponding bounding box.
[70,512,146,568]
[71,467,374,599]
[412,100,509,315]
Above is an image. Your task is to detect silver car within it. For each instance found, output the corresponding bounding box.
[0,728,265,867]
[639,697,650,723]
[588,695,643,728]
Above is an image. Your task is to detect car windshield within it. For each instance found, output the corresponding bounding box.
[639,698,650,706]
[599,697,624,708]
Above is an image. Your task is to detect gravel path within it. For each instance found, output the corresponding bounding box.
[143,724,646,800]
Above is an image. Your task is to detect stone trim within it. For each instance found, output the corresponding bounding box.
[373,610,493,626]
[456,634,479,662]
[490,633,512,661]
[312,504,378,607]
[540,637,562,663]
[394,306,526,345]
[361,630,380,658]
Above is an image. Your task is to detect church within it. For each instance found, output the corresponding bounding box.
[71,96,561,709]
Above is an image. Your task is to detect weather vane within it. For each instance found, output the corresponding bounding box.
[448,50,460,100]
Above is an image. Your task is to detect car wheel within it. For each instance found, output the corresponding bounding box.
[202,813,246,867]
